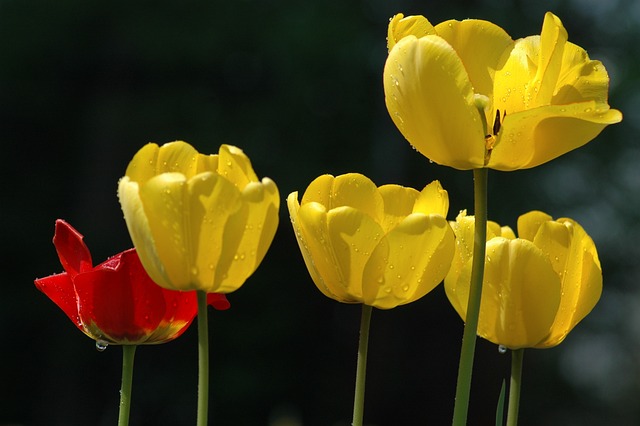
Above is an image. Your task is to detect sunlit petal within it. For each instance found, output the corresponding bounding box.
[435,19,513,99]
[535,219,602,347]
[478,238,561,349]
[363,214,454,309]
[413,180,449,217]
[384,35,485,169]
[378,184,419,232]
[387,13,436,51]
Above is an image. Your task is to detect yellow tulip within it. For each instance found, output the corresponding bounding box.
[445,210,602,349]
[118,141,279,293]
[384,12,622,170]
[288,173,455,309]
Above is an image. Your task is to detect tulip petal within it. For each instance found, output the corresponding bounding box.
[413,180,449,217]
[215,178,280,293]
[478,238,561,349]
[186,172,243,292]
[378,184,419,232]
[288,192,340,301]
[52,219,93,275]
[489,102,622,170]
[384,35,486,169]
[363,214,454,309]
[217,144,259,190]
[434,19,513,100]
[34,273,83,331]
[387,13,436,51]
[555,48,611,106]
[534,219,602,347]
[517,210,552,242]
[532,13,569,106]
[118,176,171,288]
[302,173,384,224]
[125,141,203,183]
[325,206,386,302]
[296,202,356,302]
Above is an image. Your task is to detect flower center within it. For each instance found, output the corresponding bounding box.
[484,109,506,165]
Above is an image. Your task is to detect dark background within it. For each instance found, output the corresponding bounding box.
[2,0,638,425]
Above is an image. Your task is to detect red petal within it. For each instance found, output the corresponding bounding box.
[53,220,93,276]
[74,250,167,342]
[207,293,231,311]
[34,273,83,331]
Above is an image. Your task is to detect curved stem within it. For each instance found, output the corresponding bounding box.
[352,304,373,426]
[452,168,488,425]
[506,349,524,426]
[118,345,137,426]
[197,290,210,426]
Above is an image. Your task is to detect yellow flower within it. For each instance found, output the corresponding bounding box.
[384,12,622,170]
[288,173,455,309]
[118,141,279,293]
[445,210,602,349]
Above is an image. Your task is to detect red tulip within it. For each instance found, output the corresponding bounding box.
[35,220,230,346]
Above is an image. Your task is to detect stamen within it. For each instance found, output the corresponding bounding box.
[492,109,501,135]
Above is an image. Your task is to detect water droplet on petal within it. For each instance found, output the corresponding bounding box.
[498,345,507,354]
[96,340,109,352]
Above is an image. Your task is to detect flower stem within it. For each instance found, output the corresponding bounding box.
[197,290,210,426]
[352,304,373,426]
[452,168,488,425]
[506,349,524,426]
[118,345,137,426]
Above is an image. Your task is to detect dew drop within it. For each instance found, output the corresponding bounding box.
[498,345,507,354]
[190,266,199,276]
[96,340,109,352]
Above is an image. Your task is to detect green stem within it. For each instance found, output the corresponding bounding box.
[506,349,524,426]
[452,168,489,426]
[197,290,210,426]
[352,304,373,426]
[118,345,137,426]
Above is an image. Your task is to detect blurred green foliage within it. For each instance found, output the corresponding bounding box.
[2,0,638,425]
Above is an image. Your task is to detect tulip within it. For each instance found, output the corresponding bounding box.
[118,141,279,294]
[445,210,601,349]
[34,220,230,346]
[288,173,455,309]
[384,12,622,170]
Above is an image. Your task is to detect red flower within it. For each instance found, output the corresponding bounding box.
[35,220,230,345]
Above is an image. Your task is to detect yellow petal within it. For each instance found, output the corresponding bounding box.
[302,173,384,224]
[387,13,436,51]
[325,206,386,301]
[378,184,419,232]
[363,214,454,309]
[499,226,516,239]
[434,19,513,100]
[136,172,194,290]
[118,176,171,288]
[217,144,259,190]
[531,12,569,107]
[478,238,561,349]
[126,141,205,183]
[517,210,552,242]
[554,48,612,106]
[213,178,280,293]
[445,211,476,294]
[384,35,486,169]
[186,172,243,292]
[297,202,358,302]
[488,102,622,170]
[287,192,338,301]
[413,180,449,217]
[492,14,568,114]
[534,219,602,348]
